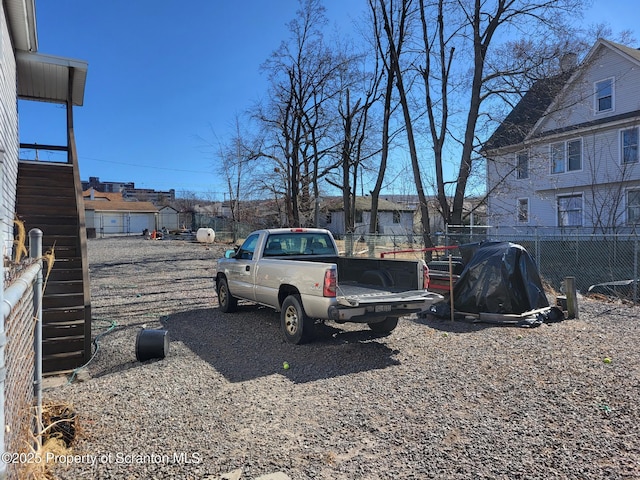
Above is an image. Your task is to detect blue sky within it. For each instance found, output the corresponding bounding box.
[18,0,639,200]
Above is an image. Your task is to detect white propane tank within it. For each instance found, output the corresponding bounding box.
[196,228,215,243]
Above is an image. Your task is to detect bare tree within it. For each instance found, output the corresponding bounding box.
[370,0,593,239]
[367,0,403,237]
[325,49,383,234]
[257,0,344,227]
[209,116,260,241]
[376,0,435,250]
[417,0,591,225]
[173,191,199,213]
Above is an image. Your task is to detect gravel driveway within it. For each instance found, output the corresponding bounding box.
[45,236,640,480]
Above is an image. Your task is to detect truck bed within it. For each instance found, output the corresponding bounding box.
[282,255,424,292]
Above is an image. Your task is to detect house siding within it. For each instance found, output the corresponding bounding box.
[158,207,179,231]
[87,211,156,236]
[325,210,413,235]
[486,41,640,232]
[540,46,640,133]
[0,8,18,254]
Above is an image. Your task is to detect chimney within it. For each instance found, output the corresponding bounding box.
[560,52,578,73]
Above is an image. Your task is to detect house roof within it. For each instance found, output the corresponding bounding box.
[598,38,640,64]
[159,205,178,213]
[324,196,412,212]
[483,72,571,152]
[484,39,640,153]
[83,190,158,213]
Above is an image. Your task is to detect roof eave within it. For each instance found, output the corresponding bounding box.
[5,0,38,52]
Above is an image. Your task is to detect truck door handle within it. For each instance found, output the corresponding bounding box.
[246,265,250,272]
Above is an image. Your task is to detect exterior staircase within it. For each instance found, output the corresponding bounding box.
[16,160,91,374]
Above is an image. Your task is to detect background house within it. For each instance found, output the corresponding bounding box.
[484,39,640,234]
[158,205,179,231]
[83,189,158,236]
[321,196,414,236]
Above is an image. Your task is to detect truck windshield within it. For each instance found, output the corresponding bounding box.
[263,233,335,257]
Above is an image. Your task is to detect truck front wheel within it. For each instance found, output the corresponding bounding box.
[368,316,399,333]
[281,295,314,344]
[217,277,238,313]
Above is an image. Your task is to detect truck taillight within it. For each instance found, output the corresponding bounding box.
[423,263,430,290]
[323,268,337,297]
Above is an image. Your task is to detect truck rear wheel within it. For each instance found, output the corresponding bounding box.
[217,277,238,312]
[368,316,398,333]
[281,295,314,344]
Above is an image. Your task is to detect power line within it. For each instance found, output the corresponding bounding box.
[79,155,215,175]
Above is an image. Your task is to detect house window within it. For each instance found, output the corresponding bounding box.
[355,210,363,223]
[516,151,529,179]
[393,211,401,223]
[550,139,581,173]
[595,78,613,113]
[621,127,639,164]
[326,212,332,224]
[627,190,640,224]
[557,194,582,227]
[551,142,565,173]
[568,139,582,171]
[517,198,529,223]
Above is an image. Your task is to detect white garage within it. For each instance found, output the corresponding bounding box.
[83,190,158,237]
[158,205,179,231]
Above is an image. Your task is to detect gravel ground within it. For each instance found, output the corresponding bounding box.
[43,236,640,480]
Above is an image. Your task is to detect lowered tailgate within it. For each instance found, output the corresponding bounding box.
[329,285,443,322]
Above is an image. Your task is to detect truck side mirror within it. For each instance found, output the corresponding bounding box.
[224,249,236,259]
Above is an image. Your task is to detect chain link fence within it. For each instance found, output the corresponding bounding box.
[180,214,255,243]
[337,228,640,302]
[187,217,639,301]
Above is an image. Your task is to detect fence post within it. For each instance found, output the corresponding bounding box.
[635,236,638,305]
[535,228,541,277]
[29,228,43,448]
[564,276,579,319]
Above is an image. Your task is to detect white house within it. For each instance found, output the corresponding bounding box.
[322,196,414,236]
[483,39,640,234]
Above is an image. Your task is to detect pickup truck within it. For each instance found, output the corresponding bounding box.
[215,228,442,344]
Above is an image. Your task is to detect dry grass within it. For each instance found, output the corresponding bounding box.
[15,402,77,480]
[5,220,62,478]
[13,218,28,263]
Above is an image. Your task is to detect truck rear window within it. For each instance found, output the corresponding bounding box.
[264,233,335,257]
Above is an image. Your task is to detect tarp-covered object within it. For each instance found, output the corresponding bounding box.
[452,241,549,314]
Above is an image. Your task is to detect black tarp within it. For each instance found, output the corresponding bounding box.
[449,241,549,315]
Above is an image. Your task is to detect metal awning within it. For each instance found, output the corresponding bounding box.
[16,51,88,106]
[4,0,37,52]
